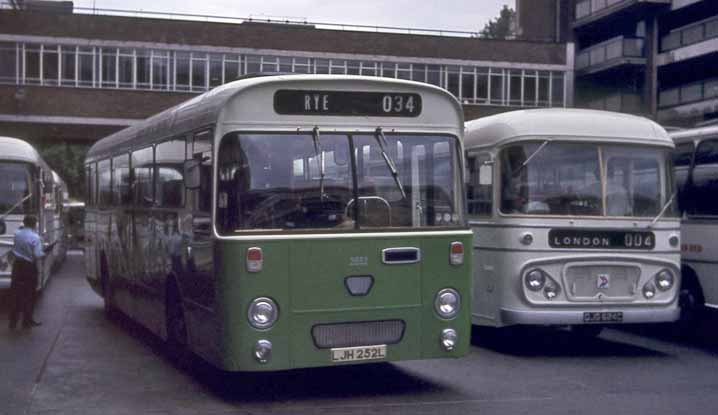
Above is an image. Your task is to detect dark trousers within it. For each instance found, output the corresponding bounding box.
[8,259,38,328]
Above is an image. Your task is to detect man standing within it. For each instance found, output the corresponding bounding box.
[8,215,53,330]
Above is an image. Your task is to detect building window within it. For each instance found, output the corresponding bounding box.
[0,42,17,84]
[136,50,150,88]
[489,68,504,105]
[461,66,475,103]
[175,51,190,91]
[427,65,441,87]
[224,54,241,81]
[381,62,396,78]
[191,52,208,91]
[152,50,170,90]
[412,64,427,83]
[446,66,460,97]
[360,61,377,76]
[315,58,329,74]
[24,45,41,84]
[552,71,565,107]
[41,45,59,86]
[476,68,489,104]
[524,70,538,107]
[60,46,76,86]
[100,48,117,88]
[347,60,360,75]
[260,55,280,73]
[397,63,411,80]
[330,59,347,74]
[118,49,134,88]
[293,57,311,74]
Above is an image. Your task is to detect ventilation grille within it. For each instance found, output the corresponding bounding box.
[312,320,405,349]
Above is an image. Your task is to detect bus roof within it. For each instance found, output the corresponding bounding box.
[87,75,464,163]
[0,136,46,165]
[670,124,718,144]
[464,108,673,149]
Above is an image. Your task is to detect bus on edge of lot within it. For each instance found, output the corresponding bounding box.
[83,74,472,371]
[670,125,718,329]
[0,136,68,290]
[464,109,681,336]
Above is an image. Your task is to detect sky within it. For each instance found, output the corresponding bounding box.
[70,0,515,34]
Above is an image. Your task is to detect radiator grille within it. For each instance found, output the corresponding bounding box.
[312,320,405,349]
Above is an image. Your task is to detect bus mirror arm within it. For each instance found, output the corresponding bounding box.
[648,192,675,229]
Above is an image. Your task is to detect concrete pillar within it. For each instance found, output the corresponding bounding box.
[644,15,659,119]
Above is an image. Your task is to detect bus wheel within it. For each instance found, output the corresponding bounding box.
[569,325,603,338]
[166,283,191,369]
[677,285,703,338]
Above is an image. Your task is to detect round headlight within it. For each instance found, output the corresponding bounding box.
[544,282,559,300]
[248,297,278,329]
[525,269,546,292]
[655,270,674,291]
[643,283,656,299]
[435,288,460,319]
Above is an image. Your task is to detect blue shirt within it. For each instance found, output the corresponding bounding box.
[12,227,44,263]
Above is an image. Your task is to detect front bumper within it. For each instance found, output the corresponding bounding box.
[500,305,680,325]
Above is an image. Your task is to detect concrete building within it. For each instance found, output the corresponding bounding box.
[518,0,718,127]
[0,3,572,144]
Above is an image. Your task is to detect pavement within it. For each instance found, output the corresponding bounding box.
[1,252,718,415]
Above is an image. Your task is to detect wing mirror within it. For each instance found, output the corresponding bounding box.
[42,170,54,192]
[183,159,201,190]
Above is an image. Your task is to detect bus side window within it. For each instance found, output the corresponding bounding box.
[155,139,185,208]
[467,152,493,217]
[97,159,112,208]
[112,154,131,206]
[192,130,213,213]
[689,138,718,217]
[131,147,154,207]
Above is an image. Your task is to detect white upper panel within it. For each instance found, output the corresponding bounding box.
[465,108,673,150]
[87,75,465,162]
[0,136,45,165]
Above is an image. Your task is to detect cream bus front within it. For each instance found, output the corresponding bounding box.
[470,140,681,327]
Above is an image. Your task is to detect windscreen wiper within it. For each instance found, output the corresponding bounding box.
[312,126,326,200]
[374,127,406,200]
[511,139,551,176]
[0,193,32,221]
[648,192,675,229]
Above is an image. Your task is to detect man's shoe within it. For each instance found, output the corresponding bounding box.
[22,320,42,328]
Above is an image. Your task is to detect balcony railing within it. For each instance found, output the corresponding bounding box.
[575,0,670,22]
[585,92,644,113]
[576,36,645,71]
[661,16,718,52]
[659,78,718,108]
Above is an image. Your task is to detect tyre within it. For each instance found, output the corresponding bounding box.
[676,283,704,338]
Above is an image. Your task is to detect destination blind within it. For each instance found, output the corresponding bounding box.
[549,229,655,250]
[274,90,422,117]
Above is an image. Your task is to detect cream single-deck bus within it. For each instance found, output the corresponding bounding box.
[671,125,718,328]
[84,74,472,371]
[0,137,68,289]
[465,109,680,335]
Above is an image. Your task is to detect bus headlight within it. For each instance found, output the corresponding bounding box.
[440,328,458,351]
[655,270,674,291]
[544,282,560,300]
[248,297,278,329]
[525,269,546,292]
[643,283,656,299]
[435,289,460,319]
[254,339,272,363]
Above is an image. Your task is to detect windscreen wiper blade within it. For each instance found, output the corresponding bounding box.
[0,193,32,221]
[648,192,675,228]
[374,127,406,200]
[312,126,326,200]
[511,139,551,176]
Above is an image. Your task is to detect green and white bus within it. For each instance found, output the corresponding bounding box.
[84,75,471,371]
